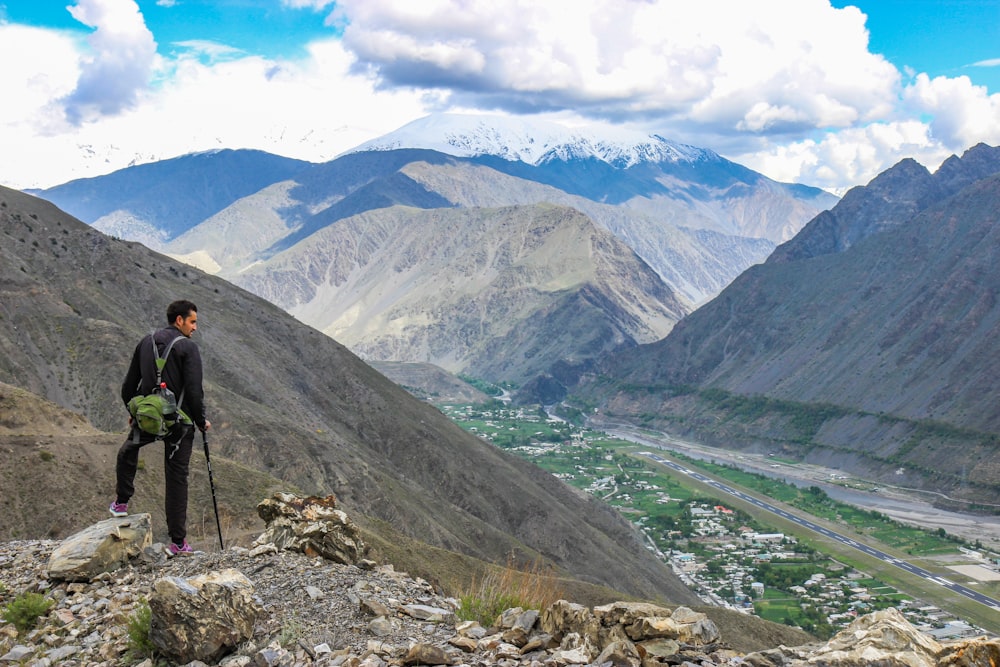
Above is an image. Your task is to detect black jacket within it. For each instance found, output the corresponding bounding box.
[121,326,207,429]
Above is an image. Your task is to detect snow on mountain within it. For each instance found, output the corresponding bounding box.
[346,113,715,167]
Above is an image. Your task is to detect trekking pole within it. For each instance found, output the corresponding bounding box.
[202,430,225,550]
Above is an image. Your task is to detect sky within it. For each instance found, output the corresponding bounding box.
[0,0,998,194]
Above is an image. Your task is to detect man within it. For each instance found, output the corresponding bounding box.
[111,300,211,555]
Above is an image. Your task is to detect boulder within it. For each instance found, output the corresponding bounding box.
[744,608,952,667]
[254,492,366,564]
[149,568,261,664]
[621,606,718,645]
[400,603,455,623]
[402,643,453,666]
[807,607,941,667]
[46,514,152,582]
[938,637,1000,666]
[539,599,600,646]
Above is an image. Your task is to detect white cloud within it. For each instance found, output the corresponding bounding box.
[0,24,81,129]
[0,30,429,189]
[734,121,949,195]
[333,0,900,133]
[1,0,998,194]
[173,40,246,62]
[903,74,1000,150]
[281,0,336,9]
[60,0,158,125]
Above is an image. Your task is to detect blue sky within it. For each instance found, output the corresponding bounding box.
[0,0,998,193]
[834,0,999,91]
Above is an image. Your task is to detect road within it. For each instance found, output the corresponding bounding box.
[637,450,1000,615]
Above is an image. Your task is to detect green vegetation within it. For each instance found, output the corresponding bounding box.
[2,591,53,635]
[447,400,965,559]
[456,556,565,627]
[457,375,509,397]
[635,386,1000,496]
[125,599,157,660]
[278,613,305,648]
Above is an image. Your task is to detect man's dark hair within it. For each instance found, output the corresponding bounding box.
[166,300,198,324]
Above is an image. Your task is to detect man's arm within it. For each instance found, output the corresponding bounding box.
[181,343,207,430]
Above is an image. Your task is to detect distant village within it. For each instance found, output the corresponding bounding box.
[441,402,994,640]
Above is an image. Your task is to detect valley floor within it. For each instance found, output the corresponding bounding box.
[437,402,1000,638]
[602,424,1000,549]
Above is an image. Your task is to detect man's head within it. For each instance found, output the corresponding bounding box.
[166,300,199,337]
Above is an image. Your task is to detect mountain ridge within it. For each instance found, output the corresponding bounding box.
[348,113,716,167]
[28,149,313,246]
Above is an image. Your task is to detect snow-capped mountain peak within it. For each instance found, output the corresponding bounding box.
[346,113,715,167]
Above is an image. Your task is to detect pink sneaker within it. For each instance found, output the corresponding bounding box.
[168,540,193,556]
[109,501,128,517]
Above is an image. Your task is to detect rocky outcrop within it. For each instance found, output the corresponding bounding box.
[254,492,367,564]
[5,503,998,666]
[1,539,998,666]
[531,599,722,666]
[743,608,998,667]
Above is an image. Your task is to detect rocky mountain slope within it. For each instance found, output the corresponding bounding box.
[29,115,835,386]
[0,185,699,605]
[572,144,1000,506]
[233,202,687,383]
[0,526,820,665]
[0,386,821,664]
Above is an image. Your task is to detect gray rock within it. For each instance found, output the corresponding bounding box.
[368,616,394,636]
[400,603,455,623]
[43,644,80,660]
[0,645,33,662]
[46,514,152,581]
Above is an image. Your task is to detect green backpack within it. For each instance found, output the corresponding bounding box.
[127,334,192,438]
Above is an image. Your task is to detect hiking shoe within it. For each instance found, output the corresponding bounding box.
[109,501,128,517]
[168,540,193,556]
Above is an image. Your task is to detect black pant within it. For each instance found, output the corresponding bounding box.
[115,424,194,545]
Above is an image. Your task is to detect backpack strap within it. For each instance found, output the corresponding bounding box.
[158,334,188,406]
[153,335,187,383]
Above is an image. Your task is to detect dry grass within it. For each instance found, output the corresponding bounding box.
[456,554,565,626]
